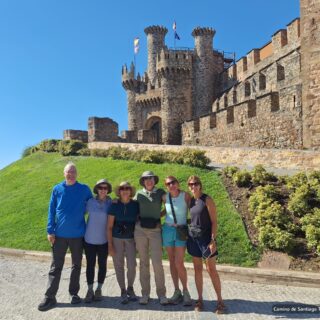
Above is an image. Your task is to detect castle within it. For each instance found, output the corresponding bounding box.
[63,0,320,151]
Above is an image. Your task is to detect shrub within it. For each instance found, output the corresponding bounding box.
[59,140,87,156]
[251,164,277,185]
[287,184,315,217]
[90,148,109,157]
[21,145,38,158]
[77,148,91,156]
[248,185,280,214]
[179,149,210,168]
[286,172,308,192]
[107,146,132,160]
[232,170,251,187]
[258,225,294,252]
[140,150,166,164]
[38,139,61,152]
[253,202,288,228]
[301,208,320,255]
[223,166,239,178]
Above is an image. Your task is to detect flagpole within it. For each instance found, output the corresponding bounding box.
[134,54,136,78]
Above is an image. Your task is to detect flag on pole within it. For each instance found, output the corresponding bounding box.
[173,21,180,40]
[134,37,140,54]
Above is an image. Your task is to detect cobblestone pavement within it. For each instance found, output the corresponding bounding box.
[0,255,319,320]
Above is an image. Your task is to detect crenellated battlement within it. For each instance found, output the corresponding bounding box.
[191,27,216,37]
[156,49,193,75]
[144,25,168,35]
[227,18,301,85]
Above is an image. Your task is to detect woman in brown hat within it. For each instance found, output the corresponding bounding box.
[107,181,139,304]
[134,171,168,306]
[84,179,112,303]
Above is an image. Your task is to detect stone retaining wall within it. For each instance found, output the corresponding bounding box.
[88,141,320,171]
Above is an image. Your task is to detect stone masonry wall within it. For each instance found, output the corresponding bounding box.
[88,141,320,172]
[88,117,120,143]
[301,0,320,149]
[182,19,303,149]
[63,130,88,143]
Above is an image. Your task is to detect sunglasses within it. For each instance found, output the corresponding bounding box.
[119,186,131,191]
[188,182,200,187]
[143,177,154,181]
[98,186,108,190]
[165,180,177,186]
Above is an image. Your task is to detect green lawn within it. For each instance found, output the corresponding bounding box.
[0,152,259,266]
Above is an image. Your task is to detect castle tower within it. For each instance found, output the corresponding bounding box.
[300,0,320,149]
[192,27,223,117]
[121,62,142,131]
[144,25,168,86]
[157,49,193,144]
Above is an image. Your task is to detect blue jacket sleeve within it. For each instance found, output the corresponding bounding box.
[47,188,57,235]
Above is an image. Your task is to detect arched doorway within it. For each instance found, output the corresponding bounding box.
[145,116,162,144]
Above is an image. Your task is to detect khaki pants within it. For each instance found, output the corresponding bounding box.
[134,223,166,297]
[112,238,137,290]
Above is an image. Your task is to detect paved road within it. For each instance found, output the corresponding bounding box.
[0,255,319,320]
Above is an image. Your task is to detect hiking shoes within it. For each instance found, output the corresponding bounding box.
[127,286,137,302]
[38,297,57,311]
[168,289,183,305]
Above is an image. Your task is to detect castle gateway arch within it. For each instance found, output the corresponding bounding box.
[145,116,162,144]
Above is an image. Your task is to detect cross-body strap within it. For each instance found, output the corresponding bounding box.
[168,193,178,225]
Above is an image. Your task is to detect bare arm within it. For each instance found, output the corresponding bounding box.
[206,196,218,253]
[107,215,115,256]
[160,193,167,217]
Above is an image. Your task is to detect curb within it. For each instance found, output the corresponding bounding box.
[1,247,319,288]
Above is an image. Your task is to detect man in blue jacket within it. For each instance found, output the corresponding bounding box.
[38,162,92,311]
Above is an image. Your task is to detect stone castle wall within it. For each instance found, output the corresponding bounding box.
[88,117,120,143]
[63,130,88,143]
[182,19,303,149]
[63,0,320,155]
[301,0,320,149]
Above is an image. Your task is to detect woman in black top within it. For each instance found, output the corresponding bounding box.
[186,175,226,314]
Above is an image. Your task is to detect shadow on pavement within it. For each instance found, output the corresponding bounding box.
[224,299,320,319]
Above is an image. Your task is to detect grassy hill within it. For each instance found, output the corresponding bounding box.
[0,152,259,266]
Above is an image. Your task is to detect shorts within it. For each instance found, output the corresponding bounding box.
[187,235,218,259]
[162,224,186,247]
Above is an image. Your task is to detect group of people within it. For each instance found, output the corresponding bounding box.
[38,162,226,314]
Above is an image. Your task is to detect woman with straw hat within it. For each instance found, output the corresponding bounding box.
[134,171,168,306]
[107,181,139,304]
[84,179,112,303]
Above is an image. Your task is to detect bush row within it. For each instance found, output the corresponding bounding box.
[89,146,210,168]
[22,140,210,168]
[223,165,320,254]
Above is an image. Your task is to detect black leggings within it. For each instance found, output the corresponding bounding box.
[84,241,108,285]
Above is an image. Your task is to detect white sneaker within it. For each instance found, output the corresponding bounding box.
[159,296,169,305]
[139,295,149,305]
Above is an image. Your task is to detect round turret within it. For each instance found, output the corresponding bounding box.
[144,25,168,86]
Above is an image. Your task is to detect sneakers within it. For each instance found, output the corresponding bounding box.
[139,295,150,305]
[159,296,169,305]
[94,288,102,301]
[38,297,57,311]
[84,289,94,303]
[120,289,129,304]
[168,289,183,305]
[182,290,192,306]
[127,286,138,302]
[70,294,81,304]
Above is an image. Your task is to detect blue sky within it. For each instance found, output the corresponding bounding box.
[0,0,299,169]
